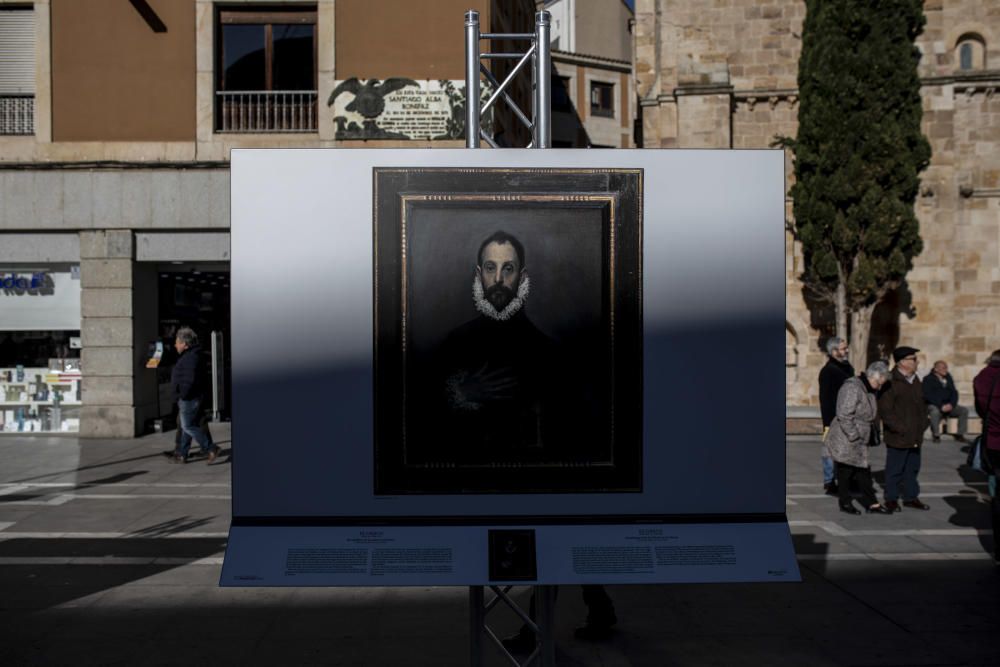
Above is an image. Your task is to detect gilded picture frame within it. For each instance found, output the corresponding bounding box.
[373,167,643,494]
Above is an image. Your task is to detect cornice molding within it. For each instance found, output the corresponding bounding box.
[551,49,631,72]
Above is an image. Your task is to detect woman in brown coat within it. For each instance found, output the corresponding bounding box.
[826,361,893,515]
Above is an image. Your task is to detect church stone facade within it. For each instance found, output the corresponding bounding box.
[634,0,1000,406]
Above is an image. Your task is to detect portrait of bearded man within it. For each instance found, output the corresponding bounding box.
[428,230,564,462]
[373,166,642,493]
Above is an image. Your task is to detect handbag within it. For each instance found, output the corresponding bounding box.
[967,435,994,475]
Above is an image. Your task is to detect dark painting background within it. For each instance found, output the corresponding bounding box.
[406,203,604,354]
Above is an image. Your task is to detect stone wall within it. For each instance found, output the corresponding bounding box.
[635,0,1000,406]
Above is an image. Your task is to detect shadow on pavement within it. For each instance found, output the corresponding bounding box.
[2,560,998,667]
[12,452,167,484]
[790,533,829,576]
[0,536,227,607]
[946,463,994,557]
[0,471,152,503]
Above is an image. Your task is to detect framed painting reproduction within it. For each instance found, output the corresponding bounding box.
[373,168,642,494]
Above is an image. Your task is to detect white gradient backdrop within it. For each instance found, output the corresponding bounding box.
[230,148,785,518]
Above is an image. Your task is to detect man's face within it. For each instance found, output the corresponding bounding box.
[898,353,918,375]
[174,339,187,354]
[478,241,523,311]
[832,341,848,361]
[933,361,948,377]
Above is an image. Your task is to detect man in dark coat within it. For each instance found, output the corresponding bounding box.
[922,360,968,442]
[878,346,931,512]
[972,349,1000,565]
[818,336,854,494]
[168,326,218,464]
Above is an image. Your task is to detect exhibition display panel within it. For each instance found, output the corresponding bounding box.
[222,148,798,586]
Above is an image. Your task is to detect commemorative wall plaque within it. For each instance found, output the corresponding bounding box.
[328,79,492,141]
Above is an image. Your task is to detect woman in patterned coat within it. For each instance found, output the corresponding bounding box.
[826,361,893,515]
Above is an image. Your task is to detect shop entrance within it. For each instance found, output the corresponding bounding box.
[145,263,231,429]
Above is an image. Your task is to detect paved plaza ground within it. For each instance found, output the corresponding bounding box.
[0,425,996,666]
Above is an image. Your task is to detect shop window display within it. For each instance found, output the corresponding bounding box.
[0,331,82,433]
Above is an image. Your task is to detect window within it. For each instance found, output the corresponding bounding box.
[0,8,35,135]
[553,76,573,112]
[590,81,614,118]
[216,7,317,133]
[960,43,973,70]
[955,34,986,71]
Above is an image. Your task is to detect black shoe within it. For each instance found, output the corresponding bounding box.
[167,454,186,464]
[500,632,536,654]
[883,500,901,513]
[931,436,941,443]
[839,504,861,515]
[866,504,891,514]
[954,434,967,443]
[902,499,930,510]
[824,482,839,496]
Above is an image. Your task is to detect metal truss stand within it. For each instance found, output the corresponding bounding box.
[465,10,555,664]
[469,585,556,667]
[464,8,551,149]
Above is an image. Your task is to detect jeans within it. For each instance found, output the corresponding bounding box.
[927,404,968,437]
[177,398,214,459]
[884,447,921,502]
[822,454,836,485]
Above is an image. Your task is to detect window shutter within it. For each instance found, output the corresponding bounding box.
[0,9,35,95]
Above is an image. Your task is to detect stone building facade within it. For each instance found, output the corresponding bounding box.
[542,0,636,148]
[0,0,535,438]
[634,0,1000,406]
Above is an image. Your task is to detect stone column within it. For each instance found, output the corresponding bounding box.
[79,231,135,438]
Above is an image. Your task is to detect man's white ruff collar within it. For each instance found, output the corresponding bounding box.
[472,275,530,321]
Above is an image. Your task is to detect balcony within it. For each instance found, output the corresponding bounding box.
[0,94,34,135]
[215,91,317,133]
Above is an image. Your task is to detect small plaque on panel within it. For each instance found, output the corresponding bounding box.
[488,529,538,581]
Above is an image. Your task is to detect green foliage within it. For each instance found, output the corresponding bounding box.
[789,0,930,308]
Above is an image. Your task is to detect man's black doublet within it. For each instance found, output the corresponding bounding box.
[412,310,559,464]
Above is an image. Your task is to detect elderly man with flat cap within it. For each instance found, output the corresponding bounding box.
[878,346,931,512]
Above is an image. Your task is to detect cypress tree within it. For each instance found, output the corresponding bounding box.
[788,0,931,364]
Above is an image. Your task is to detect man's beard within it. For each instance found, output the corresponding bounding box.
[473,275,530,321]
[486,283,515,310]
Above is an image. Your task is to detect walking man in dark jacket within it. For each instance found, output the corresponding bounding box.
[878,346,931,512]
[972,349,1000,565]
[819,336,854,494]
[169,326,218,464]
[922,360,968,442]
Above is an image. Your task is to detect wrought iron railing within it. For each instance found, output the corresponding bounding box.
[0,95,34,135]
[215,90,317,133]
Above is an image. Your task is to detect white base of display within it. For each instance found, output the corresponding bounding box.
[220,521,800,586]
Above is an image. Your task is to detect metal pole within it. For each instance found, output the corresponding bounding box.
[210,331,221,422]
[469,585,485,666]
[465,10,481,148]
[533,10,551,149]
[536,585,557,667]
